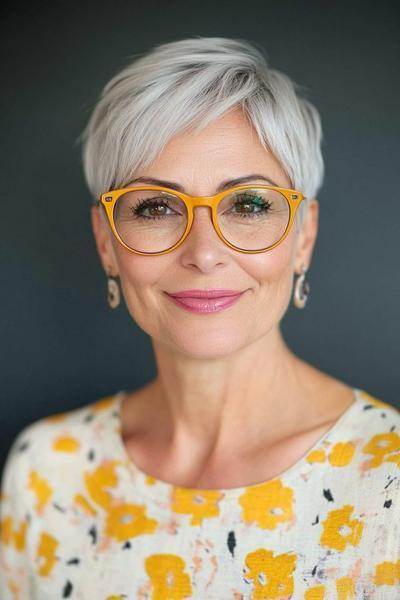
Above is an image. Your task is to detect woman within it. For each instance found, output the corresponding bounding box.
[1,37,399,599]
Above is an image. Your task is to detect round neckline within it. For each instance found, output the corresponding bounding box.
[110,387,363,501]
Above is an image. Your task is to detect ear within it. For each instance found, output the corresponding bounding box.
[294,198,319,272]
[90,205,119,275]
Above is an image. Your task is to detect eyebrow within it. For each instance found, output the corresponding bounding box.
[128,174,280,192]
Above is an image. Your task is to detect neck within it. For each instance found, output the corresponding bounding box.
[145,327,320,458]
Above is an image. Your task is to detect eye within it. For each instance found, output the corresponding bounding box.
[130,198,176,219]
[232,193,272,217]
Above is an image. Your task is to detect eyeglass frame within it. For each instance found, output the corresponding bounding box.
[98,183,306,256]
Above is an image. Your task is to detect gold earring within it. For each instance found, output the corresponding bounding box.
[107,266,120,309]
[293,264,310,309]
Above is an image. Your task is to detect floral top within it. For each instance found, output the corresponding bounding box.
[0,387,399,599]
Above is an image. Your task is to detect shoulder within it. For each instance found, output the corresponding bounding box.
[345,388,400,495]
[356,388,400,425]
[4,394,113,456]
[0,393,120,507]
[349,388,400,449]
[305,388,400,497]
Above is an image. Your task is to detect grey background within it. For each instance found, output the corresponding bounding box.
[1,0,399,474]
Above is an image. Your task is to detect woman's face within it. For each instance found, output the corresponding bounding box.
[91,108,319,358]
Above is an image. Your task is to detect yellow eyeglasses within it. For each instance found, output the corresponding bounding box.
[98,183,305,255]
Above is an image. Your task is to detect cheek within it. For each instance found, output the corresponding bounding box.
[243,235,296,326]
[113,239,170,287]
[244,232,296,285]
[113,246,172,321]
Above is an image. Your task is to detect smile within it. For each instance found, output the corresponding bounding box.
[163,291,245,314]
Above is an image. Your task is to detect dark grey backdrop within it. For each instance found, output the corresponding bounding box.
[1,0,399,475]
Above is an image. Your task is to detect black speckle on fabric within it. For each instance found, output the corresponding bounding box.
[383,499,392,508]
[87,449,95,461]
[88,524,97,544]
[83,413,95,423]
[323,489,334,502]
[62,580,73,597]
[17,440,30,452]
[227,530,236,556]
[384,477,397,489]
[66,558,80,565]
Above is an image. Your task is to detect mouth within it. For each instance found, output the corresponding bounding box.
[163,290,246,314]
[165,289,245,299]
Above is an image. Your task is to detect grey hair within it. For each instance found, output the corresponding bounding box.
[79,36,324,229]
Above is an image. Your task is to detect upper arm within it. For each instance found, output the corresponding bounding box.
[0,429,40,599]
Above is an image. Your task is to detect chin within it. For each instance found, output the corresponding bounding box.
[160,326,252,359]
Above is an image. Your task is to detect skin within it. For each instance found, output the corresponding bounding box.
[91,107,355,489]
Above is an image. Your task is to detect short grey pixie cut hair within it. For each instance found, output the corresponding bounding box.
[80,36,324,227]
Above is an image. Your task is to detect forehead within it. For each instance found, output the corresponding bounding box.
[136,109,291,190]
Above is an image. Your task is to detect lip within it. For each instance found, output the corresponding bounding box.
[166,289,244,299]
[164,290,246,314]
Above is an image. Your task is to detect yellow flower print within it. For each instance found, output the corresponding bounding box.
[28,471,53,514]
[307,448,326,464]
[105,503,158,542]
[0,515,27,551]
[336,576,355,598]
[238,479,294,529]
[45,412,66,423]
[308,441,356,468]
[84,460,120,511]
[243,548,296,598]
[329,442,356,467]
[145,554,192,599]
[304,585,326,599]
[91,395,116,412]
[320,505,363,552]
[171,488,223,525]
[12,519,27,552]
[0,515,13,545]
[373,559,400,586]
[74,493,97,516]
[52,434,80,452]
[361,432,400,468]
[36,531,58,576]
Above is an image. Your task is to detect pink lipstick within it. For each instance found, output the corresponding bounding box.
[164,289,246,314]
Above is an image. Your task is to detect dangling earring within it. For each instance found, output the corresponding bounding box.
[106,266,120,309]
[293,264,310,309]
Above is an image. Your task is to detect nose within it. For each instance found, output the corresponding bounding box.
[186,205,220,242]
[178,205,228,268]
